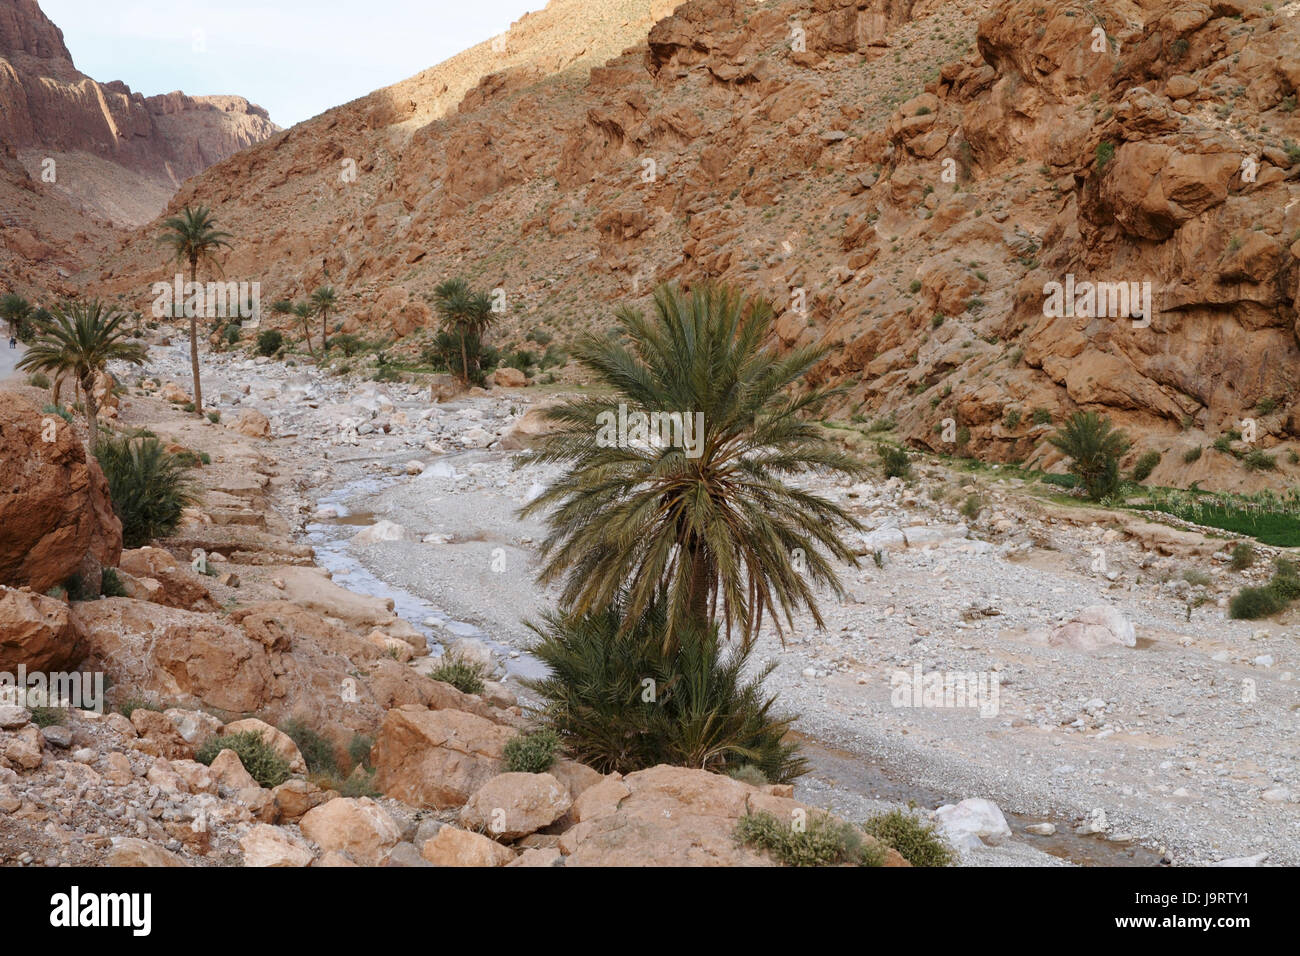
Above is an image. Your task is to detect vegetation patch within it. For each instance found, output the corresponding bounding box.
[735,811,885,867]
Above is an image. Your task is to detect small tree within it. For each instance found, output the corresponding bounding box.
[17,301,146,451]
[291,301,314,355]
[1048,411,1131,500]
[1,293,32,339]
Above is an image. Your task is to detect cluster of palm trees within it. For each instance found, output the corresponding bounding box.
[516,282,865,779]
[431,278,497,384]
[1,292,46,342]
[270,286,338,357]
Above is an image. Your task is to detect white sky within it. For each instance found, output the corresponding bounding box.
[38,0,546,128]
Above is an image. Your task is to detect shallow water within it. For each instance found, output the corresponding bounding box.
[302,473,549,681]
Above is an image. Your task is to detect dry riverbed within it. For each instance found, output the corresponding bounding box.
[123,341,1300,866]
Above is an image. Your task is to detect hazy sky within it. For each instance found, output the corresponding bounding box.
[39,0,545,128]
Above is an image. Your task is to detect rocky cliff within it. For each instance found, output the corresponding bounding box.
[91,0,1300,491]
[0,0,278,296]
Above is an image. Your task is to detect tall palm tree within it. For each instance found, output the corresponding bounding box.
[432,278,495,384]
[1,293,32,339]
[157,205,232,415]
[17,301,146,451]
[517,282,865,652]
[270,299,306,354]
[310,286,338,355]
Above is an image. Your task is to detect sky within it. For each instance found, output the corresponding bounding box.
[39,0,546,128]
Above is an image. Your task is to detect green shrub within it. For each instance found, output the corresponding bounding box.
[1183,446,1203,464]
[94,435,195,548]
[116,695,160,720]
[862,809,955,866]
[1131,450,1161,483]
[331,333,365,357]
[256,328,284,357]
[504,728,560,773]
[960,493,984,520]
[1031,407,1052,425]
[26,372,50,389]
[1229,585,1288,620]
[1003,407,1022,430]
[428,655,487,695]
[29,706,68,728]
[279,718,338,775]
[726,764,770,787]
[195,731,291,788]
[524,600,806,784]
[1181,568,1212,588]
[206,411,220,424]
[735,811,884,867]
[100,568,128,598]
[1230,541,1256,570]
[347,734,374,772]
[1048,411,1130,500]
[42,403,73,423]
[1095,140,1116,172]
[1243,449,1276,471]
[222,323,241,346]
[878,443,912,479]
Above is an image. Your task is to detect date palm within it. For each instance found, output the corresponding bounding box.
[157,205,232,415]
[283,300,314,355]
[518,282,865,651]
[1048,411,1131,500]
[310,286,338,355]
[17,300,146,451]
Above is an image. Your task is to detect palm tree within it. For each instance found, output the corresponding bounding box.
[432,278,495,384]
[517,282,865,651]
[1,293,32,339]
[310,286,338,355]
[1048,411,1131,500]
[157,205,232,415]
[270,299,306,354]
[17,301,146,451]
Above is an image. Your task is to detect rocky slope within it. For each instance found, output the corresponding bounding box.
[89,0,1300,493]
[0,0,278,294]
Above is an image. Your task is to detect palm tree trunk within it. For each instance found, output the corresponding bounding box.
[321,309,328,355]
[189,258,203,415]
[82,373,99,452]
[460,333,469,384]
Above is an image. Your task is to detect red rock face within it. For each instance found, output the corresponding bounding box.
[0,391,122,593]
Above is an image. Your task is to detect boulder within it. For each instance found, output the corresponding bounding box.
[106,837,188,867]
[490,366,528,388]
[209,749,258,791]
[371,705,514,808]
[934,798,1012,850]
[460,772,571,840]
[420,826,514,867]
[1049,605,1136,650]
[240,824,314,867]
[299,797,402,866]
[0,588,84,673]
[0,392,122,594]
[72,598,279,714]
[271,778,332,822]
[129,708,194,760]
[271,567,395,628]
[231,408,272,439]
[118,547,216,611]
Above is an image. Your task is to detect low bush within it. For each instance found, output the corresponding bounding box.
[195,731,291,788]
[735,811,885,867]
[256,328,284,357]
[878,442,912,479]
[503,728,560,774]
[1131,451,1161,483]
[861,809,955,866]
[428,655,487,695]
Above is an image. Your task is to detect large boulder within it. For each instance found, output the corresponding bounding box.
[371,705,514,808]
[0,392,122,593]
[118,547,216,611]
[230,408,271,439]
[240,824,314,867]
[71,598,280,714]
[299,797,401,865]
[420,826,514,867]
[460,772,571,840]
[0,587,85,672]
